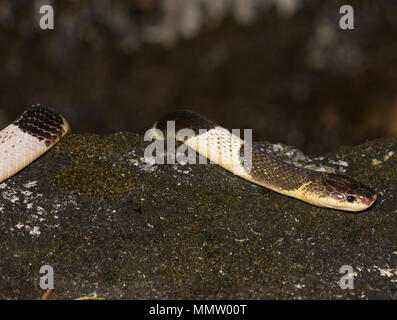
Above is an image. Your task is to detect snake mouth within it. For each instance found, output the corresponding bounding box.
[362,194,377,208]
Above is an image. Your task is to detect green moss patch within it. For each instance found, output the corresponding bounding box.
[52,164,135,202]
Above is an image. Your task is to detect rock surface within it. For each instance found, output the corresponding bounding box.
[0,133,396,299]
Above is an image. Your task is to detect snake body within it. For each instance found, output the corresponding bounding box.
[0,106,376,211]
[0,105,69,183]
[154,110,376,211]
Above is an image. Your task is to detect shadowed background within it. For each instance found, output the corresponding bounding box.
[0,0,396,155]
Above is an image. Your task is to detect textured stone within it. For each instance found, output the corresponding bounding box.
[0,133,395,299]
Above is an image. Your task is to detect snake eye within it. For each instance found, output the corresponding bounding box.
[347,196,355,203]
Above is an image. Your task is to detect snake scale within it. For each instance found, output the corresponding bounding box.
[0,105,376,211]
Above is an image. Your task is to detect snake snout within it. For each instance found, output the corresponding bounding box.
[317,174,377,211]
[357,192,377,207]
[347,183,377,210]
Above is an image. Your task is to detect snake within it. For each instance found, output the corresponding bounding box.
[0,105,376,211]
[0,105,69,184]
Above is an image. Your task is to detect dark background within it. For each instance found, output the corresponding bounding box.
[0,0,396,155]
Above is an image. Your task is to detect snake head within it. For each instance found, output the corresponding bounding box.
[318,174,377,211]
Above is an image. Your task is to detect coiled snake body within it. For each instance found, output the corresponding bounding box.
[0,105,376,211]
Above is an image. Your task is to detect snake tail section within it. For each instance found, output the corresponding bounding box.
[0,104,70,183]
